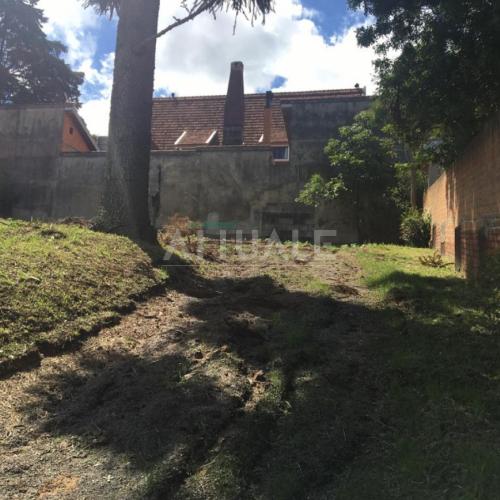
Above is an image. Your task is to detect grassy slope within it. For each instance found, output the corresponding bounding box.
[336,245,500,499]
[0,219,166,364]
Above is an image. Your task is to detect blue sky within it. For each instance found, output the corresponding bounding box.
[39,0,376,135]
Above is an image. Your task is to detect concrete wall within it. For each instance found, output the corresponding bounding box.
[0,99,372,242]
[0,106,65,218]
[282,96,372,242]
[424,112,500,276]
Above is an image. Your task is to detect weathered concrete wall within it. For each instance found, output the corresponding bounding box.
[52,153,106,220]
[424,112,500,276]
[0,105,65,159]
[0,98,372,242]
[0,106,65,218]
[150,148,318,238]
[283,96,373,178]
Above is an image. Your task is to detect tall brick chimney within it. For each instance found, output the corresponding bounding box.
[223,61,245,145]
[263,91,273,144]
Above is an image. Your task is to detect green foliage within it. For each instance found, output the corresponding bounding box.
[348,0,500,164]
[295,173,346,208]
[0,0,83,104]
[323,109,397,190]
[339,245,500,499]
[390,162,426,213]
[400,209,431,247]
[298,108,403,242]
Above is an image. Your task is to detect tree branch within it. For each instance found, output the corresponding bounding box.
[135,0,218,53]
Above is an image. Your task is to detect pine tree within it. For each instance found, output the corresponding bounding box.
[83,0,273,242]
[0,0,83,104]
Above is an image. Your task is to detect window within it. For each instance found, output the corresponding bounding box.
[69,127,74,135]
[272,146,289,161]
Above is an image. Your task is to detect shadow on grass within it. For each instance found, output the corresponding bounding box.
[14,261,500,499]
[12,256,391,499]
[333,268,500,500]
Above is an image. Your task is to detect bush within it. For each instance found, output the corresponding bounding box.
[400,209,431,247]
[158,214,203,254]
[480,252,500,290]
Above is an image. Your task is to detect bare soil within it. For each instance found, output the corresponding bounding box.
[0,244,379,499]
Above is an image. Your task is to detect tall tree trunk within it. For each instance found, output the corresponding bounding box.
[102,0,160,242]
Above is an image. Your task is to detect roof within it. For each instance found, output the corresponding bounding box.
[151,88,366,150]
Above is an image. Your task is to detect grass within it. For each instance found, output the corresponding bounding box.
[139,247,381,499]
[4,231,499,497]
[0,219,166,364]
[335,245,500,499]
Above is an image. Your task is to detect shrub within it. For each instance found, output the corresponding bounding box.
[480,252,500,289]
[158,214,202,254]
[400,209,431,247]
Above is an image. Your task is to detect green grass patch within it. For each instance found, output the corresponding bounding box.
[0,219,166,363]
[335,245,500,499]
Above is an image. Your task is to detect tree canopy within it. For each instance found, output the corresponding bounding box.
[297,109,403,242]
[349,0,500,164]
[0,0,83,105]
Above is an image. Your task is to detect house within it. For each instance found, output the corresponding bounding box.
[0,61,372,241]
[150,62,364,157]
[61,108,98,153]
[146,62,372,240]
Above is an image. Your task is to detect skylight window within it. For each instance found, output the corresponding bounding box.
[174,131,187,145]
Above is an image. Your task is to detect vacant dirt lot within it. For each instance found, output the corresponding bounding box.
[0,242,381,499]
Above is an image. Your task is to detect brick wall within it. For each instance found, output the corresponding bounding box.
[424,113,500,277]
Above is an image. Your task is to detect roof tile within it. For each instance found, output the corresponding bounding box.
[151,88,365,150]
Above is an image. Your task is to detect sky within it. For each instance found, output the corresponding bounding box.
[38,0,377,136]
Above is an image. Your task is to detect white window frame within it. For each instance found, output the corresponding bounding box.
[272,145,290,162]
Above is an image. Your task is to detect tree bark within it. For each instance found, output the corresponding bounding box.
[102,0,160,242]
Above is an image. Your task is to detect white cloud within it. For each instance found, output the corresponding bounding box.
[38,0,101,65]
[38,0,115,135]
[38,0,377,136]
[79,53,115,136]
[155,0,376,96]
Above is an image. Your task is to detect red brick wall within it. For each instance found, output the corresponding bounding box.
[424,113,500,277]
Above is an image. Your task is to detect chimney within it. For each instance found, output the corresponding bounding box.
[223,61,245,145]
[263,91,273,144]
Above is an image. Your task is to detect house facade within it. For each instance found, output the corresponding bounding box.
[0,62,372,241]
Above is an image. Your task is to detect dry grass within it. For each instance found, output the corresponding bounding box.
[0,219,166,367]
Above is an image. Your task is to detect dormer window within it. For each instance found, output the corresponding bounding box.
[272,146,289,161]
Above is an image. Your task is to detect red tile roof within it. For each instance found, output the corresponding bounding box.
[151,88,365,150]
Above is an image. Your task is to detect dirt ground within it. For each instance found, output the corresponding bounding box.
[0,243,380,499]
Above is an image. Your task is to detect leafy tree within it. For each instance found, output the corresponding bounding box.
[0,0,82,105]
[83,0,272,242]
[297,108,402,242]
[349,0,500,165]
